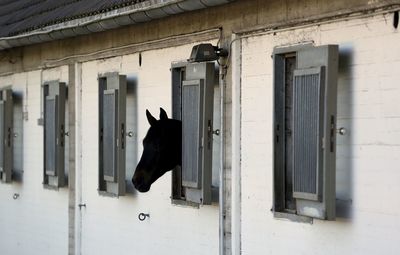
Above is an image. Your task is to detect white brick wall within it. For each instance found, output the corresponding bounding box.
[0,67,69,255]
[0,42,220,255]
[240,13,400,255]
[79,42,219,255]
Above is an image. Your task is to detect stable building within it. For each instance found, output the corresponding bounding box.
[0,0,399,254]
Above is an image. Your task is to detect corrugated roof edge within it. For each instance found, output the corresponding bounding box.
[0,0,234,50]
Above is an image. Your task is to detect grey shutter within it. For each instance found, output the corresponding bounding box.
[172,62,214,205]
[43,82,66,188]
[292,67,325,201]
[45,96,58,176]
[0,101,4,174]
[98,74,127,196]
[171,62,187,201]
[293,45,338,220]
[182,79,204,189]
[0,89,13,183]
[103,89,118,182]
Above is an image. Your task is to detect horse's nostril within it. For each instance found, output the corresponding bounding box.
[132,174,151,192]
[132,175,143,186]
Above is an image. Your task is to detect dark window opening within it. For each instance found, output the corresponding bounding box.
[283,54,296,212]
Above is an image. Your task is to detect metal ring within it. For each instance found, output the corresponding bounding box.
[138,213,149,221]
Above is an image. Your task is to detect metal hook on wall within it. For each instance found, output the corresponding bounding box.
[138,213,150,221]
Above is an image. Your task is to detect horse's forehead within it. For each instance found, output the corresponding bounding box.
[144,125,163,141]
[143,119,177,142]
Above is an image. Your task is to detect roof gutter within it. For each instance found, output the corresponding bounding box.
[0,0,234,50]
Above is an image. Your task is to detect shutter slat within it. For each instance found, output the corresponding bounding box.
[292,67,325,201]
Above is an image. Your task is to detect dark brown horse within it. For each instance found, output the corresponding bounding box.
[132,108,181,192]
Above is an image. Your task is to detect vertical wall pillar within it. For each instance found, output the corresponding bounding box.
[231,34,242,255]
[74,62,83,255]
[68,64,76,255]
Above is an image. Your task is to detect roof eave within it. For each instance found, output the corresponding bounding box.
[0,0,233,50]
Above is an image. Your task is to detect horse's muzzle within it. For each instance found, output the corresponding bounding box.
[132,175,151,193]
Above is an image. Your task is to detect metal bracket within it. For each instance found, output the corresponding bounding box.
[78,203,86,209]
[37,118,44,126]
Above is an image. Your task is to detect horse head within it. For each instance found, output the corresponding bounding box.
[132,108,181,192]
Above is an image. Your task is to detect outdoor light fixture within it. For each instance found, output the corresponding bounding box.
[188,43,228,62]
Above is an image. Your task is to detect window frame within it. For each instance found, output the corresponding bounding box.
[170,61,217,206]
[42,81,67,189]
[272,44,338,222]
[98,73,127,197]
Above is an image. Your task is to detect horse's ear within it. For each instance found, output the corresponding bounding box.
[159,107,168,120]
[146,109,157,126]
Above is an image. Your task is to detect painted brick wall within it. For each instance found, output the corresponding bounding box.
[0,66,69,255]
[240,13,400,255]
[0,42,221,255]
[78,42,219,255]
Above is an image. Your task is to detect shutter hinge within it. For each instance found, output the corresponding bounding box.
[7,127,11,147]
[330,115,336,152]
[60,125,64,147]
[121,123,125,149]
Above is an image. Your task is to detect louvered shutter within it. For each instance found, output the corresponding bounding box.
[0,101,4,174]
[0,89,13,183]
[182,79,204,189]
[103,89,118,182]
[171,62,215,205]
[45,96,58,176]
[292,67,325,201]
[293,45,338,220]
[98,74,127,196]
[43,82,66,188]
[0,100,6,172]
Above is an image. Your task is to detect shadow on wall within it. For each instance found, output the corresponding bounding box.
[12,90,24,183]
[335,43,354,220]
[125,74,138,195]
